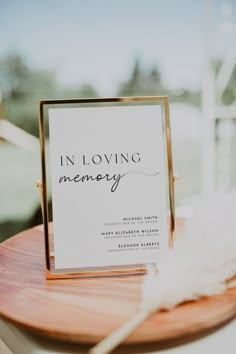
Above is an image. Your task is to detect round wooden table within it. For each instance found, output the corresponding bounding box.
[0,221,236,349]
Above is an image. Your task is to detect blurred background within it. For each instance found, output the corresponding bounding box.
[0,0,236,241]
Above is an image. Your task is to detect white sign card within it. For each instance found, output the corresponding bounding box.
[47,103,169,271]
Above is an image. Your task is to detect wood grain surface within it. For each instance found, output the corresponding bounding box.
[0,220,236,344]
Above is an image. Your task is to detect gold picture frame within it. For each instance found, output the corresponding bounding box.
[38,96,175,279]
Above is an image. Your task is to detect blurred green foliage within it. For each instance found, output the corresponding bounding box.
[0,53,99,137]
[1,52,236,242]
[117,58,201,106]
[2,53,235,140]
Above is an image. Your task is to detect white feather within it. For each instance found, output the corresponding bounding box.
[141,191,236,313]
[89,191,236,354]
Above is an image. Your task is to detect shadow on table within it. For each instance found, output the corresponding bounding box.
[26,317,235,354]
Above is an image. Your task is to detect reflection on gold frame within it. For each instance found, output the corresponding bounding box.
[38,96,175,279]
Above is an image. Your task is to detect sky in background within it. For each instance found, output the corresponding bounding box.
[0,0,236,94]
